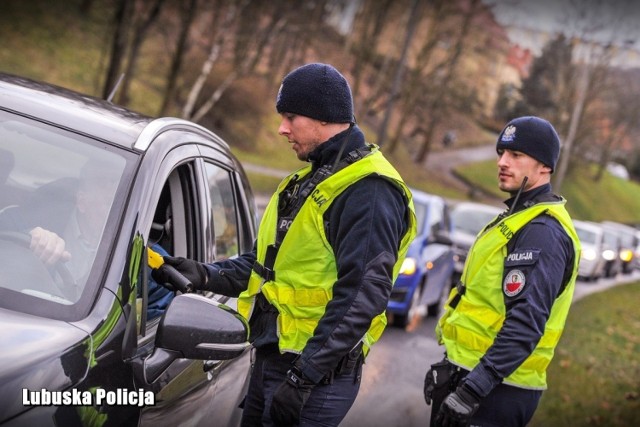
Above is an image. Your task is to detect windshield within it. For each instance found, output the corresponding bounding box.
[602,229,619,248]
[413,200,428,236]
[575,226,597,244]
[451,207,500,236]
[0,111,133,313]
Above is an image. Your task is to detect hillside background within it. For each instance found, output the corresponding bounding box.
[2,0,640,224]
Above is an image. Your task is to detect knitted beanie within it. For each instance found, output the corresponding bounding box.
[496,116,560,172]
[276,63,354,123]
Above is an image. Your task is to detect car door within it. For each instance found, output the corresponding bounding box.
[135,136,250,426]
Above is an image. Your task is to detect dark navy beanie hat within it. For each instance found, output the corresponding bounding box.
[496,116,560,172]
[276,63,354,124]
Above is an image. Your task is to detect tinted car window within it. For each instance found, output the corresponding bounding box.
[0,111,135,314]
[413,200,428,236]
[451,207,498,236]
[575,227,597,244]
[204,162,239,260]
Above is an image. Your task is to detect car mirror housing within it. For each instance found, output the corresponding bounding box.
[144,294,250,383]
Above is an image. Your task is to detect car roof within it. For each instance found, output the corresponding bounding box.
[601,220,638,234]
[409,187,443,203]
[573,219,603,234]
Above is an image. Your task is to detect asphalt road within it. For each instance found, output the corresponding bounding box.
[341,270,640,427]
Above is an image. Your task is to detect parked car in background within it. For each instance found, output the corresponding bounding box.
[449,201,503,285]
[599,223,623,278]
[601,221,639,274]
[387,189,455,328]
[573,220,607,281]
[0,73,257,426]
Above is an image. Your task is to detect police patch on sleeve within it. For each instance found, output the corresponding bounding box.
[503,269,526,297]
[504,249,540,267]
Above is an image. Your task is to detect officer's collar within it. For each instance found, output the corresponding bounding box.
[307,125,364,171]
[503,183,552,213]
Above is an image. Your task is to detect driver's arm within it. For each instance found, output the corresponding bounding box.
[29,226,71,266]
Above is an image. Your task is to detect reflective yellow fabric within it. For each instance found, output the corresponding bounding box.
[436,200,581,389]
[238,146,417,355]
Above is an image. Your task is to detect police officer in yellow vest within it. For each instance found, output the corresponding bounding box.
[424,116,580,427]
[153,63,416,426]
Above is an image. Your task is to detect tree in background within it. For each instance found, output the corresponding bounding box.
[511,34,575,134]
[354,0,494,163]
[102,0,135,100]
[158,0,196,115]
[411,0,483,164]
[120,0,166,106]
[90,0,639,172]
[345,0,394,117]
[592,67,640,181]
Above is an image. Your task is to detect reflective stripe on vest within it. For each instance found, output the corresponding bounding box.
[238,147,417,355]
[436,200,581,389]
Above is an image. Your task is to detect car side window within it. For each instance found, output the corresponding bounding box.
[429,198,450,238]
[137,164,197,334]
[414,201,427,236]
[429,199,443,236]
[203,162,239,260]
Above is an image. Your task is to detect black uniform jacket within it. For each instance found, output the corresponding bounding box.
[202,125,410,383]
[463,184,575,397]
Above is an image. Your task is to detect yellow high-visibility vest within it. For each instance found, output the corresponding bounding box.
[437,199,580,389]
[238,146,417,355]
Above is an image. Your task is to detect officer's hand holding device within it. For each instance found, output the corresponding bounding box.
[435,382,481,427]
[149,249,206,293]
[270,364,315,425]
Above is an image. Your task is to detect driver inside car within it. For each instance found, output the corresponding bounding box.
[27,161,117,291]
[0,159,118,301]
[24,161,173,316]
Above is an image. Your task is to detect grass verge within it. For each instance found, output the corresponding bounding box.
[529,281,640,426]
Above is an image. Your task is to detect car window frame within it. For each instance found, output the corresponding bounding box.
[196,145,257,256]
[134,144,203,340]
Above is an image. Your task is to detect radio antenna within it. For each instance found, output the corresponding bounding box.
[507,176,528,215]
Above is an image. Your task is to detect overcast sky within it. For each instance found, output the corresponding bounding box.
[486,0,640,46]
[484,0,640,66]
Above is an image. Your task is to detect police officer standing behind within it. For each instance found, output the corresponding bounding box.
[153,63,416,426]
[424,116,581,427]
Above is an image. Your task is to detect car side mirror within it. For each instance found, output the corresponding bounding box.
[144,294,250,383]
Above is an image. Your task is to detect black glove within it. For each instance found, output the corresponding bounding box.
[424,368,434,405]
[434,383,481,427]
[270,366,314,426]
[151,256,208,292]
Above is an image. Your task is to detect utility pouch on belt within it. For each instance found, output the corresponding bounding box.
[423,357,459,406]
[336,342,364,375]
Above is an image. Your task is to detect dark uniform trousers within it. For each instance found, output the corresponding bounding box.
[429,361,542,427]
[241,346,362,427]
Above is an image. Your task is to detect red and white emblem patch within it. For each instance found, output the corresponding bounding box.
[503,269,526,297]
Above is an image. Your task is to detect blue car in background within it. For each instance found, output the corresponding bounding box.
[387,189,455,328]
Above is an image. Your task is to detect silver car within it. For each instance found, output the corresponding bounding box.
[573,220,607,281]
[0,72,256,426]
[449,201,503,285]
